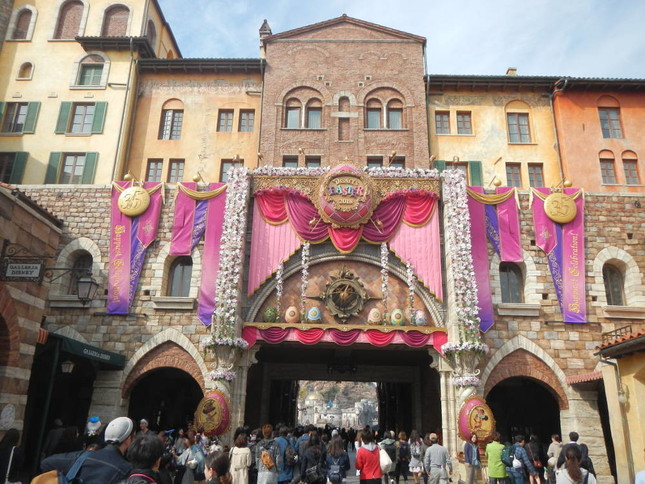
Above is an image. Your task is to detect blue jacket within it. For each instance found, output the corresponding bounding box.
[463,442,480,466]
[276,436,294,482]
[40,445,132,484]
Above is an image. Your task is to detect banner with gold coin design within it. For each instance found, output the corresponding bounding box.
[108,181,163,314]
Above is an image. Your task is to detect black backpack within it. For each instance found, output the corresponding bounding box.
[501,444,516,468]
[285,444,298,466]
[383,442,397,462]
[398,441,410,461]
[327,456,342,483]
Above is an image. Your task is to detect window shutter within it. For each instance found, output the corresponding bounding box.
[82,152,98,183]
[22,102,41,134]
[45,152,62,183]
[0,102,5,123]
[468,161,483,186]
[434,160,446,173]
[55,102,72,134]
[91,102,107,134]
[9,152,28,183]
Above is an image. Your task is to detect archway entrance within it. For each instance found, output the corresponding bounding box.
[487,377,560,443]
[128,368,203,430]
[244,342,441,435]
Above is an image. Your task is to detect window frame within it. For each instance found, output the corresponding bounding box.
[599,107,623,139]
[53,0,86,40]
[0,152,28,184]
[507,112,531,144]
[284,99,301,129]
[217,109,234,132]
[167,159,185,183]
[603,264,625,306]
[282,156,298,168]
[623,158,640,185]
[365,99,382,129]
[600,157,617,184]
[527,163,544,187]
[239,110,255,132]
[45,152,97,184]
[305,156,321,168]
[500,262,524,303]
[367,157,383,169]
[101,4,130,37]
[55,102,106,135]
[220,160,243,183]
[505,163,522,188]
[456,111,472,135]
[168,256,193,298]
[435,111,450,135]
[0,101,40,134]
[146,159,163,182]
[158,108,183,140]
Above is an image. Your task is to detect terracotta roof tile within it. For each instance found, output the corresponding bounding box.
[600,328,645,350]
[565,371,602,385]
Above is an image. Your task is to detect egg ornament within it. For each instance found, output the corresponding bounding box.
[284,306,300,324]
[367,308,382,325]
[390,308,406,326]
[413,310,428,326]
[263,306,278,323]
[307,306,322,323]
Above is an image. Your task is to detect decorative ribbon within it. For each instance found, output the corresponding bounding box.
[531,188,586,323]
[170,182,227,325]
[108,182,163,314]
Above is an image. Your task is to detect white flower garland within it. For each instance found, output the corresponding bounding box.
[380,242,389,319]
[209,369,237,381]
[440,169,483,346]
[300,242,310,319]
[406,261,416,317]
[201,335,249,350]
[253,165,329,177]
[453,375,481,387]
[276,262,284,322]
[365,166,441,179]
[213,167,250,340]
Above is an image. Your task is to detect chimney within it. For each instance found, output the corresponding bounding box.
[506,67,518,76]
[259,19,272,59]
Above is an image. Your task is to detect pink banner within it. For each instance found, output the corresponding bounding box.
[242,326,446,348]
[248,201,302,295]
[467,189,495,331]
[389,205,443,300]
[496,187,522,262]
[108,186,132,314]
[170,182,199,256]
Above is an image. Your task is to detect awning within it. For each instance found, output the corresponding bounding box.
[45,332,126,369]
[565,370,603,385]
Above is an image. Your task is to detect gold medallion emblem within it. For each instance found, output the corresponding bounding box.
[544,192,577,224]
[117,186,150,216]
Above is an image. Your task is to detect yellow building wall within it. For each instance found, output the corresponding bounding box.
[126,71,262,182]
[428,92,561,188]
[619,356,645,475]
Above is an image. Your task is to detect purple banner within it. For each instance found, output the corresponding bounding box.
[532,188,586,323]
[485,204,501,257]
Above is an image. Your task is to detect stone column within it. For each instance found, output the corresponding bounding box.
[89,370,127,422]
[429,348,458,456]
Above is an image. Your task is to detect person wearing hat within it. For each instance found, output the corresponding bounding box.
[39,416,134,484]
[422,433,451,484]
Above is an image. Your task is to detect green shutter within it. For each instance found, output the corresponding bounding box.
[22,102,40,134]
[0,103,5,125]
[55,102,72,134]
[468,161,483,186]
[9,152,28,183]
[82,152,98,184]
[91,102,107,134]
[45,152,62,184]
[434,160,446,173]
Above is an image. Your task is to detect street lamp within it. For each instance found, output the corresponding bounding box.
[46,268,99,305]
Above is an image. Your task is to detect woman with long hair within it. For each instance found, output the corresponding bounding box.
[526,435,544,484]
[355,430,381,484]
[463,433,480,484]
[555,445,596,484]
[301,432,326,484]
[230,433,252,484]
[407,431,423,484]
[326,435,350,484]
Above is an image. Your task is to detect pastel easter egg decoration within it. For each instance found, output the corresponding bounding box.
[263,306,278,323]
[413,310,428,326]
[307,306,322,322]
[284,306,300,324]
[367,308,382,325]
[390,308,405,326]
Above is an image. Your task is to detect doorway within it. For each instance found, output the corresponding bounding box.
[128,368,203,431]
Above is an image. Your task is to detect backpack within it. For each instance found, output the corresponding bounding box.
[31,451,91,484]
[285,444,298,466]
[398,441,410,461]
[327,457,342,483]
[383,441,397,462]
[501,444,516,468]
[261,446,276,470]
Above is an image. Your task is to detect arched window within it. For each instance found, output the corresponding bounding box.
[101,5,129,36]
[146,20,157,49]
[158,99,184,140]
[285,98,301,128]
[603,264,624,306]
[505,100,532,144]
[386,99,403,129]
[622,150,640,185]
[168,256,192,297]
[54,1,84,39]
[599,150,617,184]
[305,99,322,129]
[68,252,93,295]
[18,62,34,80]
[598,95,622,139]
[13,9,32,39]
[339,97,350,112]
[365,98,382,129]
[76,54,105,86]
[500,262,524,303]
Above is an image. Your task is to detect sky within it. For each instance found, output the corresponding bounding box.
[156,0,645,79]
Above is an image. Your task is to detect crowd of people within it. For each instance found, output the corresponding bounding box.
[0,419,603,484]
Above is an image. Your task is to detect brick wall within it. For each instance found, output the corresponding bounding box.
[0,0,14,52]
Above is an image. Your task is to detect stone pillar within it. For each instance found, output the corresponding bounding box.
[560,387,613,484]
[89,370,127,422]
[227,347,258,443]
[430,348,458,456]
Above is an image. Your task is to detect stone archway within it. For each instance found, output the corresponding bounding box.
[122,341,206,398]
[483,348,568,410]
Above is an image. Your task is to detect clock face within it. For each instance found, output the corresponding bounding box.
[321,266,368,323]
[0,404,16,430]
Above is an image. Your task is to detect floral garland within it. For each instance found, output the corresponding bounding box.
[406,262,416,317]
[253,165,328,177]
[275,262,284,322]
[202,335,249,350]
[365,166,441,179]
[213,167,250,340]
[453,375,481,387]
[300,242,310,319]
[440,169,483,345]
[209,369,237,382]
[380,242,389,319]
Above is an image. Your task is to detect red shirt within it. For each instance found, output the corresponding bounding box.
[355,445,382,480]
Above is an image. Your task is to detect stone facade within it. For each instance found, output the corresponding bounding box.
[0,0,13,52]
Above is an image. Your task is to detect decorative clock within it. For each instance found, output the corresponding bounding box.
[318,266,371,323]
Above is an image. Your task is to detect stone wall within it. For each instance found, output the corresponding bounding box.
[0,0,13,52]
